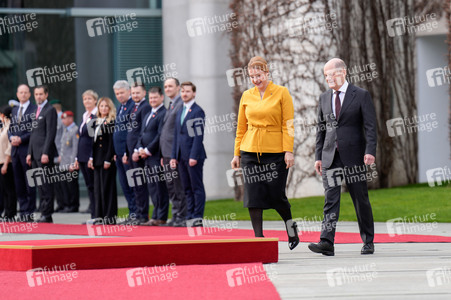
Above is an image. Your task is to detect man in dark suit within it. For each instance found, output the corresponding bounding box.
[26,85,58,223]
[9,84,37,222]
[309,58,377,256]
[122,83,151,224]
[159,78,186,227]
[136,87,169,226]
[170,81,206,227]
[112,80,136,223]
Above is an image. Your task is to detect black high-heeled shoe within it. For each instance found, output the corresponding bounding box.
[287,220,300,250]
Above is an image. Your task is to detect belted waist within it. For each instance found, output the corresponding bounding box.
[248,124,282,132]
[247,124,282,162]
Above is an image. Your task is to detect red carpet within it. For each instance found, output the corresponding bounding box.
[0,235,278,271]
[0,263,280,300]
[0,222,450,243]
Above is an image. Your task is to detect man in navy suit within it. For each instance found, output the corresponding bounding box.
[122,83,151,224]
[112,80,136,223]
[9,84,37,222]
[170,82,206,227]
[26,85,58,223]
[136,87,169,226]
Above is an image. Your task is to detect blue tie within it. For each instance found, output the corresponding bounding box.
[181,105,186,125]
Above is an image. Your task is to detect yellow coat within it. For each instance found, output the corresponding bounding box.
[234,81,294,156]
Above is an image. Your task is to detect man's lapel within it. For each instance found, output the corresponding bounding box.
[339,84,356,119]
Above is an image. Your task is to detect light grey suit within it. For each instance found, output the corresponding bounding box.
[59,122,80,210]
[159,95,186,223]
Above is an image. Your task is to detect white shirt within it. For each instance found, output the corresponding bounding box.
[139,103,165,155]
[80,106,98,133]
[17,100,31,119]
[182,99,195,119]
[331,81,348,117]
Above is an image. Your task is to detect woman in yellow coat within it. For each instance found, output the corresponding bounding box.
[231,56,299,250]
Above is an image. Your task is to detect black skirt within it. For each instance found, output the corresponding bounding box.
[240,151,290,210]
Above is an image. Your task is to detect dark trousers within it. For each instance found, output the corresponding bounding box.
[145,156,169,221]
[11,152,36,216]
[93,164,117,223]
[53,163,65,209]
[130,158,149,220]
[321,150,374,244]
[162,157,186,222]
[0,163,17,218]
[61,170,80,210]
[79,161,95,217]
[178,158,205,220]
[31,160,54,217]
[116,154,136,216]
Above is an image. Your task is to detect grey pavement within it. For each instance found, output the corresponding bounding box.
[1,196,450,299]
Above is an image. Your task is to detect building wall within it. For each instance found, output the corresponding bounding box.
[163,0,235,199]
[416,34,451,182]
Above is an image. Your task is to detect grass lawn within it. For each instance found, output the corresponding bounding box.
[118,183,451,222]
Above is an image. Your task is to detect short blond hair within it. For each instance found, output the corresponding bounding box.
[82,89,99,101]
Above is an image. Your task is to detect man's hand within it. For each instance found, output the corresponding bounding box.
[231,156,240,169]
[285,151,294,169]
[132,152,140,162]
[315,160,322,176]
[10,136,21,147]
[88,159,94,170]
[41,154,49,164]
[73,161,79,170]
[170,159,177,169]
[122,154,128,164]
[160,158,164,167]
[189,159,197,167]
[26,155,31,166]
[364,154,375,165]
[104,162,110,170]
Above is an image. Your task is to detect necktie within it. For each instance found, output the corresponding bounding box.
[36,106,42,118]
[169,101,173,110]
[180,105,186,125]
[18,106,23,123]
[133,104,138,113]
[334,91,341,120]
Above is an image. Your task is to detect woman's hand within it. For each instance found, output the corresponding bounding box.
[231,156,240,169]
[1,164,7,175]
[285,152,294,169]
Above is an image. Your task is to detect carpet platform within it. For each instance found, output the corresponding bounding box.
[0,235,278,271]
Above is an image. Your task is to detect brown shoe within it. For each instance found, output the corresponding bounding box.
[140,219,157,226]
[153,220,167,226]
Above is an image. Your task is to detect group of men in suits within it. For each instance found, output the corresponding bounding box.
[5,78,207,226]
[116,79,207,227]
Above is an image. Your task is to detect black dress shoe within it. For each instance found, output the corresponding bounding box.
[19,214,34,222]
[55,206,65,212]
[361,243,375,255]
[161,220,176,227]
[308,240,335,256]
[62,207,79,213]
[173,220,187,227]
[36,216,53,223]
[190,219,203,227]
